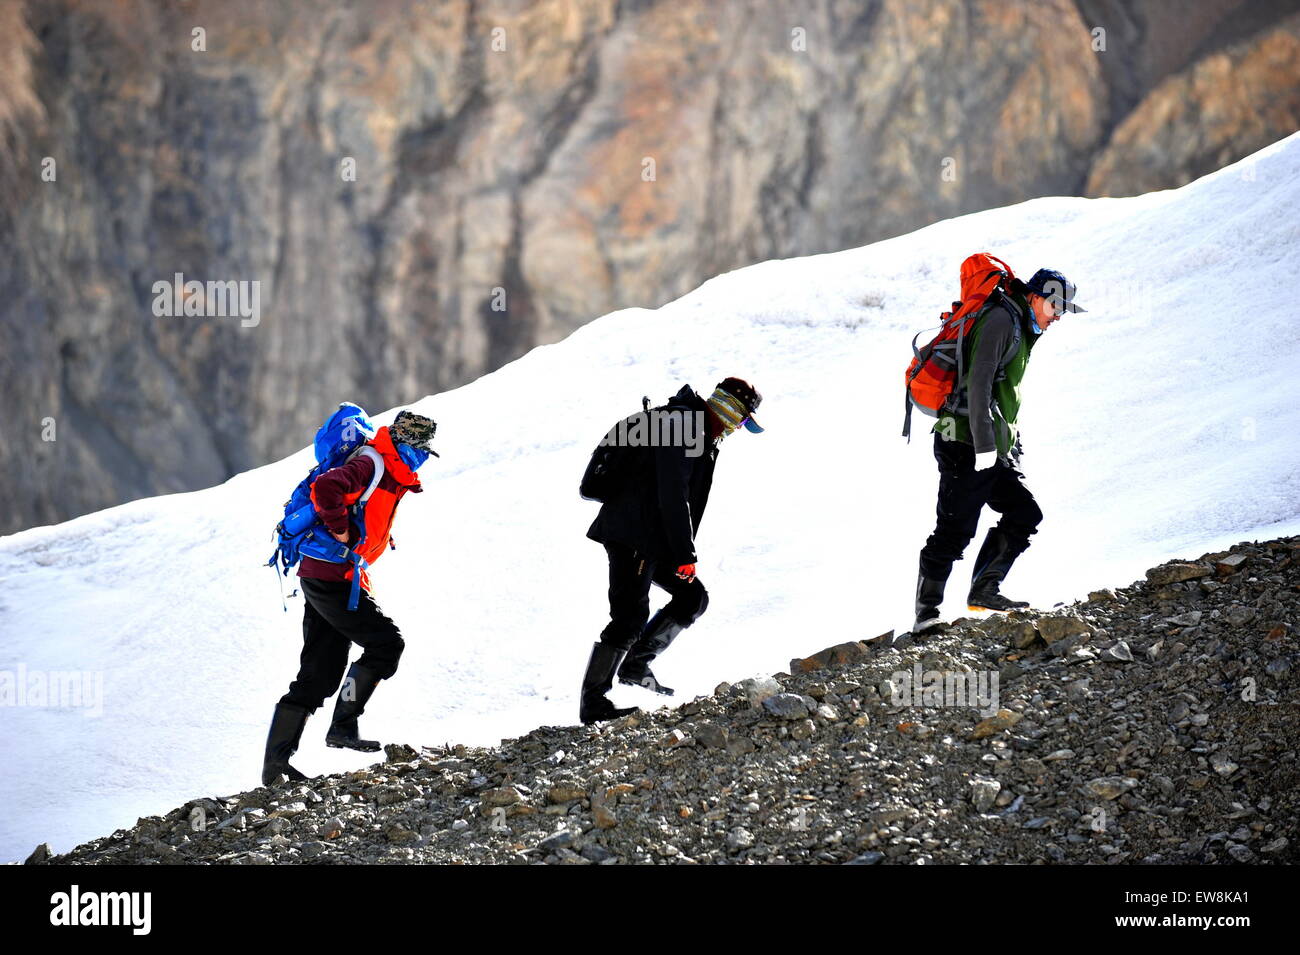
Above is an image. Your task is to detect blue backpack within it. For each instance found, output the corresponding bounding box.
[267,402,386,611]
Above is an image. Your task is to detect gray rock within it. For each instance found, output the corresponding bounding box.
[1223,606,1256,627]
[726,828,755,851]
[741,677,783,708]
[1147,563,1213,586]
[538,830,578,852]
[23,843,51,865]
[789,719,816,741]
[1038,616,1094,644]
[581,844,616,863]
[845,851,885,865]
[970,777,1001,813]
[1210,752,1239,777]
[694,722,728,749]
[1083,776,1139,800]
[762,693,812,720]
[1101,641,1134,662]
[1226,844,1255,863]
[814,703,840,722]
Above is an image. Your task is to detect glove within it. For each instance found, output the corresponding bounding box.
[675,563,697,582]
[974,450,998,472]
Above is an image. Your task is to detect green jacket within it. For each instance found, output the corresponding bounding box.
[933,288,1038,456]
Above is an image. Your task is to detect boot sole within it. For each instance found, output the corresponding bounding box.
[325,739,382,752]
[580,707,639,725]
[617,677,675,696]
[262,766,308,786]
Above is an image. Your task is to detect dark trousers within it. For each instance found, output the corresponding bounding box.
[919,433,1043,582]
[280,577,406,712]
[598,542,709,650]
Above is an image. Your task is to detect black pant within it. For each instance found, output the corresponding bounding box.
[280,578,406,712]
[598,542,709,650]
[919,433,1043,581]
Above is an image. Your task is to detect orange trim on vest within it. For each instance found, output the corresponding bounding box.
[337,426,421,589]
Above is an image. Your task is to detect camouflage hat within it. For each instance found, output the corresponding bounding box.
[389,410,437,452]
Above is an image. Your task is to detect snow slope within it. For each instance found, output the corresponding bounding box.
[3,134,1300,862]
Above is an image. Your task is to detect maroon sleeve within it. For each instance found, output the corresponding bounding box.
[310,455,376,538]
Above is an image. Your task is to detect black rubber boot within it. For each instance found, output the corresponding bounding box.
[617,609,684,696]
[262,701,310,786]
[968,528,1031,611]
[914,562,949,633]
[580,642,639,725]
[326,662,383,752]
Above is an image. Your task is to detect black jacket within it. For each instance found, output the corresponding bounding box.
[586,385,718,565]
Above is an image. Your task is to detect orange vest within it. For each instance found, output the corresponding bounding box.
[322,426,421,590]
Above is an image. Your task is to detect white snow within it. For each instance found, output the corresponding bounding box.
[3,133,1299,862]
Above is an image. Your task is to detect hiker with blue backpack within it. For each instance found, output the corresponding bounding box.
[578,377,764,724]
[262,405,437,786]
[903,257,1085,634]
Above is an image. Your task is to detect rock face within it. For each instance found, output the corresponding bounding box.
[1085,9,1300,195]
[2,0,1296,534]
[32,535,1299,865]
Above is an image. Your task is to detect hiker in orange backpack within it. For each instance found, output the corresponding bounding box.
[904,256,1085,632]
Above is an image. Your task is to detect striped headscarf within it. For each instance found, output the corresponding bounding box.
[705,377,763,435]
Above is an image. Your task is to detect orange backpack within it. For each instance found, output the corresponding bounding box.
[902,253,1016,440]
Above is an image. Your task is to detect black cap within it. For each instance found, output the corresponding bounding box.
[1024,268,1086,313]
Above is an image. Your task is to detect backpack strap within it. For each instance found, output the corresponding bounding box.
[991,294,1024,379]
[949,292,1016,409]
[350,445,386,503]
[342,445,385,610]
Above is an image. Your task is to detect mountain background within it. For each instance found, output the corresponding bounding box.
[2,0,1299,535]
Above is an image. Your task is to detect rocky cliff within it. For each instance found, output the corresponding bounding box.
[2,0,1297,534]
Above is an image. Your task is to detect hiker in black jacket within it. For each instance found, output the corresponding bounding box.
[915,269,1085,633]
[580,377,764,723]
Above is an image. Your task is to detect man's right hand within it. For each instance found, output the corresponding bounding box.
[974,450,998,472]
